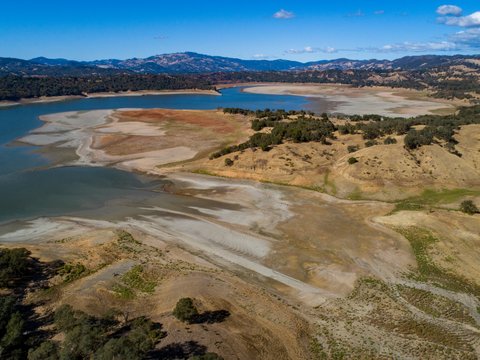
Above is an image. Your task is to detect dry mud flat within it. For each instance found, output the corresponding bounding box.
[0,173,415,304]
[19,108,251,173]
[243,84,457,117]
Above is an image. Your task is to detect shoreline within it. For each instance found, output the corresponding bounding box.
[241,83,459,117]
[0,88,221,107]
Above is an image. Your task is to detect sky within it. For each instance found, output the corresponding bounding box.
[1,1,480,61]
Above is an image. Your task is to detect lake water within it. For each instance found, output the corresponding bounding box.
[0,87,317,224]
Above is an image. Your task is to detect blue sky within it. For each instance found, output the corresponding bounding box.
[1,1,479,61]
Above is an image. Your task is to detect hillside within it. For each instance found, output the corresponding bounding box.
[187,107,480,201]
[1,52,480,76]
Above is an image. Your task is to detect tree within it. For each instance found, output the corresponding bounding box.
[0,296,15,335]
[53,305,77,332]
[1,312,24,350]
[348,157,358,165]
[28,341,59,360]
[384,137,397,145]
[173,298,199,323]
[347,145,358,153]
[95,338,141,360]
[460,200,479,215]
[0,248,31,287]
[224,158,234,167]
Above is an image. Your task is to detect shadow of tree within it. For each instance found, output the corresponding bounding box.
[149,340,207,359]
[192,310,230,324]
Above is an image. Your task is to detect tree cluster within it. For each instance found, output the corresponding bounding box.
[211,110,335,158]
[28,305,164,360]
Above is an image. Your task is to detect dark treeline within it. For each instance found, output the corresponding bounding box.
[0,74,215,101]
[2,65,479,101]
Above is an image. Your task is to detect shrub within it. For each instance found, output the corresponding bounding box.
[348,157,358,165]
[364,140,377,147]
[59,263,89,283]
[347,145,359,153]
[460,200,479,215]
[173,298,198,323]
[224,158,234,167]
[384,137,397,145]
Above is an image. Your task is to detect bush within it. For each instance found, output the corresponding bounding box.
[384,137,397,145]
[460,200,479,215]
[364,140,377,147]
[348,157,358,165]
[224,158,234,167]
[347,145,359,153]
[173,298,198,323]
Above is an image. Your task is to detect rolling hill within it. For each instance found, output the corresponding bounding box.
[1,52,479,76]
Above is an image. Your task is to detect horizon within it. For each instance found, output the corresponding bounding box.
[12,51,480,63]
[1,1,480,61]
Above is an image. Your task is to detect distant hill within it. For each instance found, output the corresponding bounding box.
[1,52,479,76]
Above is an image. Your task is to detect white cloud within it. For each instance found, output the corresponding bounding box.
[450,28,480,47]
[284,46,337,55]
[438,11,480,27]
[378,41,458,52]
[281,6,480,57]
[374,10,385,15]
[347,10,365,17]
[252,54,272,60]
[436,5,463,16]
[273,9,295,19]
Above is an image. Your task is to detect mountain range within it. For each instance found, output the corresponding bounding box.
[1,52,479,76]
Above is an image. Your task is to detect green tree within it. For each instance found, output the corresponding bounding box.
[0,296,15,335]
[0,248,31,287]
[95,338,140,360]
[460,200,479,215]
[1,312,24,350]
[383,137,397,145]
[54,305,77,332]
[173,298,199,323]
[28,341,59,360]
[347,145,358,153]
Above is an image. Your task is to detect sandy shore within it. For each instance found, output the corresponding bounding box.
[243,83,456,117]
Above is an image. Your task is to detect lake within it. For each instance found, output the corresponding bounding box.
[0,87,321,224]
